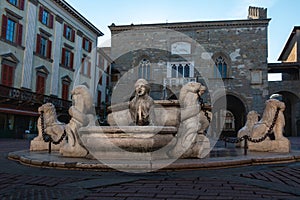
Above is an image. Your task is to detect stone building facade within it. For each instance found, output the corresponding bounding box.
[0,0,103,138]
[109,6,270,136]
[268,26,300,136]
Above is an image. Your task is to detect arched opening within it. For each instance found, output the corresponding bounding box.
[213,94,246,137]
[270,91,300,137]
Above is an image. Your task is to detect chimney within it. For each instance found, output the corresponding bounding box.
[248,6,267,19]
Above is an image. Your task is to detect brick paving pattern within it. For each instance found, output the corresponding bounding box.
[1,138,300,199]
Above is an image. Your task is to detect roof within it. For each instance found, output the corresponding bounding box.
[278,26,300,61]
[108,18,271,34]
[52,0,104,36]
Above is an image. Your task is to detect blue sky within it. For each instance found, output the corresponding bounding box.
[65,0,299,63]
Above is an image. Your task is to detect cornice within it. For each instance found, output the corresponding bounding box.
[109,19,271,34]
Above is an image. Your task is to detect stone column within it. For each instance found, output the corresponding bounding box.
[21,0,37,89]
[73,30,83,87]
[50,15,63,96]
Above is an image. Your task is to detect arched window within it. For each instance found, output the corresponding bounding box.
[138,58,151,80]
[215,56,228,78]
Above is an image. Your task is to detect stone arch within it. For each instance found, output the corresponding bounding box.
[213,93,247,137]
[269,91,300,137]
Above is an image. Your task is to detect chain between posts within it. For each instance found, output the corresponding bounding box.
[40,111,66,153]
[220,108,280,155]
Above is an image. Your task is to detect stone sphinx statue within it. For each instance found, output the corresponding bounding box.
[30,103,65,151]
[248,98,290,152]
[129,79,155,126]
[236,110,259,148]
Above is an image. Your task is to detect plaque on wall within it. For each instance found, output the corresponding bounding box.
[171,42,191,55]
[251,70,262,84]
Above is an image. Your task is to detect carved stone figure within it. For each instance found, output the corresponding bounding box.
[198,110,212,135]
[60,85,96,157]
[236,110,259,148]
[248,98,290,152]
[30,103,65,151]
[168,82,210,158]
[129,79,155,126]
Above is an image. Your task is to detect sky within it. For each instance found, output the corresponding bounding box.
[65,0,299,63]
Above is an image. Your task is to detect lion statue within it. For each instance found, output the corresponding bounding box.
[198,110,212,135]
[129,79,155,126]
[236,110,259,148]
[34,103,65,142]
[168,82,210,158]
[60,85,96,157]
[248,98,290,152]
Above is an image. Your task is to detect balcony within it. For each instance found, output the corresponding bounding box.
[0,84,71,110]
[163,77,196,87]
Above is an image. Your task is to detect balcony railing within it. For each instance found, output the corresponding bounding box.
[163,77,196,87]
[0,84,71,109]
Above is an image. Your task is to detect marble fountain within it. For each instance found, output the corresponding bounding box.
[20,79,293,172]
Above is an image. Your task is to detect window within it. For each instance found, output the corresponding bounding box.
[39,6,53,28]
[82,37,92,52]
[36,34,52,59]
[215,56,228,78]
[62,82,69,100]
[7,0,24,10]
[170,63,192,78]
[81,57,91,77]
[1,15,23,45]
[61,76,71,100]
[36,74,46,94]
[1,64,14,87]
[63,24,75,42]
[61,48,74,69]
[138,58,151,80]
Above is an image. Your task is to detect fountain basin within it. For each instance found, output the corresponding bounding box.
[79,126,177,156]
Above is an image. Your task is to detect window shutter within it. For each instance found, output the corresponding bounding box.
[82,37,85,48]
[61,48,66,66]
[62,83,69,100]
[36,34,41,53]
[19,0,25,10]
[49,14,53,28]
[81,58,84,73]
[39,7,44,22]
[70,52,74,69]
[7,66,14,87]
[1,15,8,39]
[47,39,52,59]
[88,61,91,77]
[36,75,45,94]
[63,24,67,37]
[71,29,75,42]
[1,64,8,86]
[88,41,92,52]
[17,23,23,46]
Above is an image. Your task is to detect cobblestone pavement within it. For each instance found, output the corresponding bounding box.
[1,138,300,199]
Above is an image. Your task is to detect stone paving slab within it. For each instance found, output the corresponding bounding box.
[2,138,300,199]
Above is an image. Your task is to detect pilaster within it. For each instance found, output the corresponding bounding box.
[21,0,37,89]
